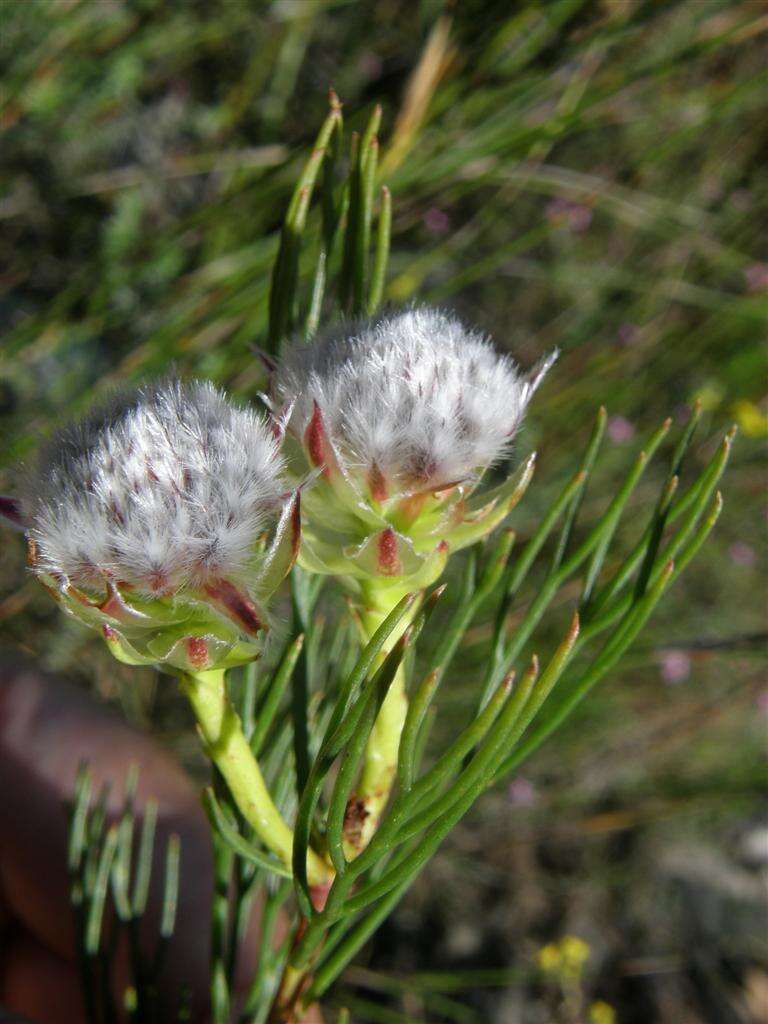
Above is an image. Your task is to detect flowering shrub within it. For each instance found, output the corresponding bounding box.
[1,96,733,1024]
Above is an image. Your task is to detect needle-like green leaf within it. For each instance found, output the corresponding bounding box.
[203,788,292,878]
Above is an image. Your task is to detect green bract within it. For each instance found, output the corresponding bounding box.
[276,399,537,603]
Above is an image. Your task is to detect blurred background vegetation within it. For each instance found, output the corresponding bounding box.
[0,2,766,1022]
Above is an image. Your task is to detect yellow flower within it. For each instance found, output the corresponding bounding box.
[560,935,590,979]
[589,1000,616,1024]
[537,942,562,973]
[732,399,768,439]
[537,935,591,981]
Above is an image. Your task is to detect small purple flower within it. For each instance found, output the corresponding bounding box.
[617,323,639,347]
[607,415,635,444]
[729,541,756,568]
[508,776,538,807]
[744,263,768,294]
[545,198,565,222]
[756,689,768,715]
[358,52,383,80]
[567,204,592,233]
[658,649,691,685]
[729,189,752,211]
[674,403,691,425]
[545,197,592,234]
[423,207,450,235]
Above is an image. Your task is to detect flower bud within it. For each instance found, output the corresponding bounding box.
[20,380,297,672]
[272,307,554,594]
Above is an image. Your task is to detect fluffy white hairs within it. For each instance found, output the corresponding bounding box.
[26,380,285,593]
[276,307,555,494]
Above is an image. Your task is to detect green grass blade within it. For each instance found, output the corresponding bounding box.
[588,425,734,618]
[308,874,410,1000]
[267,98,342,349]
[131,799,158,917]
[85,826,119,955]
[368,185,391,314]
[550,405,606,572]
[395,671,516,833]
[485,468,584,685]
[339,131,361,310]
[580,417,672,607]
[325,684,381,877]
[496,560,678,780]
[325,633,412,876]
[160,834,181,940]
[203,788,292,879]
[250,634,305,757]
[320,594,416,758]
[305,249,327,340]
[353,135,378,314]
[68,762,93,874]
[397,668,440,792]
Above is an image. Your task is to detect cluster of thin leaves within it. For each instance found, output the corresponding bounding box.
[68,94,733,1024]
[68,764,182,1023]
[267,90,390,349]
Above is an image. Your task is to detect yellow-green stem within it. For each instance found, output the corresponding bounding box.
[181,669,331,888]
[352,585,414,853]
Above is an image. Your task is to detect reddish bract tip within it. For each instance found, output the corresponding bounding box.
[0,496,26,531]
[290,492,301,560]
[567,610,580,643]
[98,580,132,620]
[304,401,330,476]
[368,462,388,503]
[309,879,333,913]
[248,345,277,375]
[205,579,265,636]
[377,528,401,576]
[186,636,209,670]
[147,569,170,594]
[269,416,284,442]
[102,623,118,641]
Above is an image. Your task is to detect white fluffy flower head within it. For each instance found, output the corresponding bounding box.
[27,380,285,595]
[276,306,555,498]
